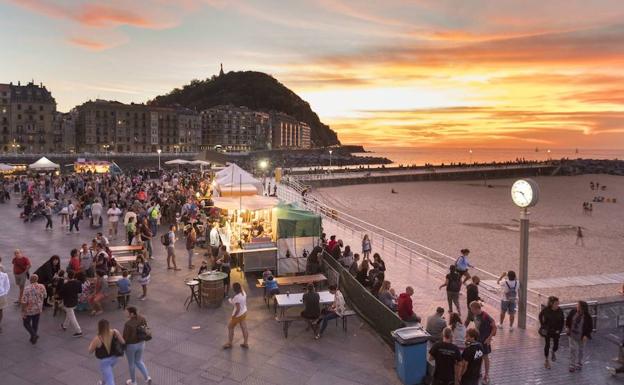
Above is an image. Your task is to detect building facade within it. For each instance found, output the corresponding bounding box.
[75,100,200,153]
[200,105,271,151]
[0,81,57,153]
[270,112,311,149]
[52,110,77,153]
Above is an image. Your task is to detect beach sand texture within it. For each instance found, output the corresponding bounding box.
[316,174,624,301]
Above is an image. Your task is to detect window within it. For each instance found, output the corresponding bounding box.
[39,105,43,111]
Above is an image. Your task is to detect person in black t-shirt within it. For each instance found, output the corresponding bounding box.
[429,327,461,385]
[458,328,484,385]
[464,276,481,327]
[59,270,83,337]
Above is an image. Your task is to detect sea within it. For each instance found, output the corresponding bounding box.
[356,147,624,167]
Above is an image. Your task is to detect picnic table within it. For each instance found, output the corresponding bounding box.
[107,275,125,286]
[109,245,143,253]
[274,290,335,337]
[256,273,327,288]
[114,255,136,264]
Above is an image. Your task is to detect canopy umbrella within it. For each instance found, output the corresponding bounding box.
[188,160,210,166]
[164,159,190,165]
[212,195,279,211]
[29,157,60,171]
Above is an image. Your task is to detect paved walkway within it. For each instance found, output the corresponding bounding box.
[0,200,400,385]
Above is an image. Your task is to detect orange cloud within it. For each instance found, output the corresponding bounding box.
[73,4,167,29]
[67,37,118,51]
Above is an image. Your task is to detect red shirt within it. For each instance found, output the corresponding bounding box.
[13,256,31,275]
[69,257,81,272]
[397,293,414,320]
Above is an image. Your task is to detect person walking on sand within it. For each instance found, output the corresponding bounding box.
[575,226,584,246]
[223,282,249,349]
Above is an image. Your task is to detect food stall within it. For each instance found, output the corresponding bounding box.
[73,159,121,174]
[214,163,263,197]
[211,195,279,273]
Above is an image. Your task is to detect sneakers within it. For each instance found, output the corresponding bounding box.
[551,351,557,362]
[497,324,503,329]
[146,377,152,385]
[73,332,83,338]
[126,380,137,385]
[607,366,617,376]
[509,326,514,331]
[60,323,67,331]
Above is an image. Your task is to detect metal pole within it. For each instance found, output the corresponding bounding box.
[518,208,529,329]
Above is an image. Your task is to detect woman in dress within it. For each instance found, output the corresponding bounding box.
[135,255,151,301]
[361,234,372,259]
[89,271,106,316]
[88,318,125,385]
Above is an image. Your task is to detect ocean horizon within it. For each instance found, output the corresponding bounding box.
[357,146,624,166]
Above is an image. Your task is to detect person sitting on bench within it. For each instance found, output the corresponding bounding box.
[315,285,345,339]
[301,284,320,336]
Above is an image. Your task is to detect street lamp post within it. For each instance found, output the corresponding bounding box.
[157,149,162,170]
[328,149,333,171]
[469,149,473,164]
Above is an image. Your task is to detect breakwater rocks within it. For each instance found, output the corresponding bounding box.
[557,159,624,176]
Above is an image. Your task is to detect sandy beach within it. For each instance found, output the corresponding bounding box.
[316,174,624,301]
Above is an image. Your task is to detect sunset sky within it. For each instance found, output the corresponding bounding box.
[2,0,624,149]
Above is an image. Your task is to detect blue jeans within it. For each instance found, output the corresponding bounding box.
[99,356,118,385]
[126,342,149,383]
[319,311,339,335]
[149,218,157,236]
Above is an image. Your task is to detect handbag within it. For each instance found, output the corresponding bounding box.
[111,334,126,357]
[137,322,152,342]
[538,327,548,337]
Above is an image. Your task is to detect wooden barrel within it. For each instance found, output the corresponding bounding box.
[198,272,227,308]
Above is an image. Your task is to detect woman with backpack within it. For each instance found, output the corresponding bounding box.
[439,265,462,316]
[539,296,564,369]
[135,255,151,301]
[88,319,125,385]
[566,300,593,372]
[497,270,519,330]
[123,307,152,385]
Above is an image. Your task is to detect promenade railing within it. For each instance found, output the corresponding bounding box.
[278,177,547,322]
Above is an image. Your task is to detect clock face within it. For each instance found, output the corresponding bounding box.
[511,179,535,207]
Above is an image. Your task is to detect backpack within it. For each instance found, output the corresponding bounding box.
[136,321,152,342]
[505,281,518,301]
[160,233,170,246]
[447,272,461,292]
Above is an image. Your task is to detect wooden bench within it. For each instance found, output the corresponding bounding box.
[275,315,318,338]
[109,245,143,253]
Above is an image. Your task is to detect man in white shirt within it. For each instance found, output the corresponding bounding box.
[107,203,122,239]
[0,264,10,333]
[209,223,221,257]
[315,285,345,339]
[496,270,519,330]
[223,282,248,349]
[91,199,103,228]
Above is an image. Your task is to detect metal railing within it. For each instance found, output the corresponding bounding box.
[277,177,547,322]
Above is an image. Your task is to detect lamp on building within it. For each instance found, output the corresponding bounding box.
[157,148,162,170]
[328,149,333,171]
[259,159,268,170]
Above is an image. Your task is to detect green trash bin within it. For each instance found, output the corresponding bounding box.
[392,326,430,385]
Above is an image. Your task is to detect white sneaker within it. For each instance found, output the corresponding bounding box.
[509,326,514,331]
[497,324,503,329]
[126,380,137,385]
[146,377,152,384]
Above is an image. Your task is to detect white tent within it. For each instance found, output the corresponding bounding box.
[212,195,279,211]
[0,163,15,172]
[29,157,60,171]
[188,160,210,166]
[164,159,190,165]
[214,163,263,195]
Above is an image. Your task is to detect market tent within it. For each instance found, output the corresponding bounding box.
[274,203,321,238]
[0,163,15,172]
[273,203,322,274]
[188,160,210,166]
[165,159,190,165]
[29,157,60,171]
[214,163,263,195]
[212,195,279,211]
